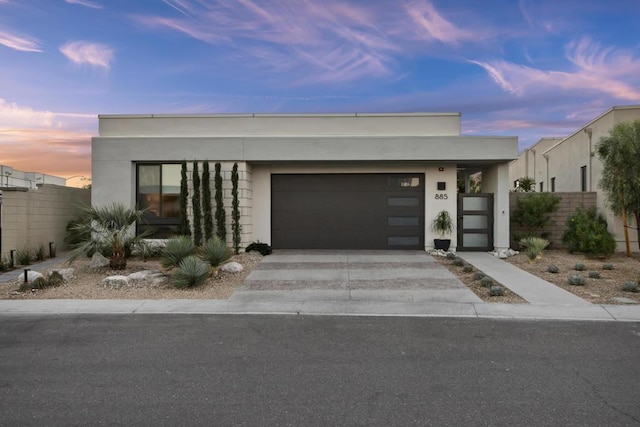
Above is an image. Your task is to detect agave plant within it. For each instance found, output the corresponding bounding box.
[198,237,231,267]
[520,237,549,263]
[161,235,196,269]
[68,203,148,270]
[171,256,211,288]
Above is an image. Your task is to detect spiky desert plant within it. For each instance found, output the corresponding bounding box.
[574,263,586,271]
[192,161,202,246]
[161,235,196,269]
[489,285,505,297]
[445,252,457,260]
[170,256,211,288]
[231,163,241,254]
[47,271,64,287]
[214,163,226,242]
[622,281,639,293]
[179,161,191,236]
[602,263,615,271]
[202,161,214,241]
[480,277,493,288]
[588,271,601,279]
[453,257,465,266]
[462,265,474,273]
[199,237,231,267]
[473,272,486,281]
[67,203,148,270]
[568,275,586,286]
[520,236,549,263]
[547,264,560,274]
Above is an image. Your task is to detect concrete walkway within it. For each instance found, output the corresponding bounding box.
[457,252,590,306]
[0,253,70,284]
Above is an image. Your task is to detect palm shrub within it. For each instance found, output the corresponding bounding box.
[199,237,231,267]
[192,161,202,246]
[231,163,241,254]
[161,235,195,269]
[520,237,549,263]
[179,161,191,236]
[202,161,214,241]
[67,203,148,270]
[214,163,226,242]
[562,207,616,257]
[170,256,211,288]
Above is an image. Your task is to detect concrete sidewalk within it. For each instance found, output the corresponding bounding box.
[0,253,71,284]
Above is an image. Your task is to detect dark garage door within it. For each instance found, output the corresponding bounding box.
[271,174,424,249]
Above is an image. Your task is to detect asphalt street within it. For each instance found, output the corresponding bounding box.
[1,315,640,426]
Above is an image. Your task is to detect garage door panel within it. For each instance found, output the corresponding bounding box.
[272,174,424,250]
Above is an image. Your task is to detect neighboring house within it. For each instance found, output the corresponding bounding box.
[92,113,517,252]
[509,105,640,250]
[0,165,66,189]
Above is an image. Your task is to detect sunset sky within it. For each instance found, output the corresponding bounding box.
[1,0,639,186]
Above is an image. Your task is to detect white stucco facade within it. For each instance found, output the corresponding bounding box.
[508,105,640,251]
[92,113,517,252]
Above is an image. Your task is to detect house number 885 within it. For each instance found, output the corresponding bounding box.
[435,193,448,200]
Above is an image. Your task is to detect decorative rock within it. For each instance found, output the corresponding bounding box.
[17,270,44,283]
[128,270,162,281]
[102,275,130,289]
[428,249,455,257]
[90,252,110,269]
[49,268,75,282]
[611,297,637,305]
[128,270,168,286]
[490,248,519,259]
[220,262,244,273]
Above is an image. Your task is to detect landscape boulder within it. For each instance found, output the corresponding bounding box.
[16,270,44,283]
[49,268,75,282]
[102,275,130,289]
[90,252,110,269]
[128,270,168,286]
[220,262,244,273]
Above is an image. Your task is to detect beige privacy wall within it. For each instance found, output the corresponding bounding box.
[1,184,91,258]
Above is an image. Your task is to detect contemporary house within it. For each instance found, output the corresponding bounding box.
[92,113,518,252]
[509,105,640,250]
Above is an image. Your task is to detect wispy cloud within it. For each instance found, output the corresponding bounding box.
[0,98,94,177]
[133,0,490,84]
[0,30,42,52]
[65,0,103,9]
[59,41,113,68]
[471,37,640,102]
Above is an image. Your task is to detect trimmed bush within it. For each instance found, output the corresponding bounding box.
[199,237,231,267]
[192,161,202,246]
[162,236,196,269]
[480,277,493,288]
[453,258,465,267]
[202,161,214,241]
[489,286,505,297]
[473,272,486,281]
[562,207,616,257]
[568,275,586,286]
[462,265,474,273]
[602,263,615,271]
[547,264,559,274]
[445,252,457,260]
[171,256,211,288]
[16,248,32,266]
[574,263,586,271]
[622,281,639,293]
[588,271,601,279]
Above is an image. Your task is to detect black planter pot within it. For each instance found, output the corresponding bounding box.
[434,239,451,251]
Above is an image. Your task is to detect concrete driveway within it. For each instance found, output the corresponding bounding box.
[231,250,482,304]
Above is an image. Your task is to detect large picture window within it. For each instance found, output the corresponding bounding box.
[137,163,181,238]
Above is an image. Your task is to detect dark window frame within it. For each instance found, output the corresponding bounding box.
[551,177,556,192]
[136,162,182,238]
[580,165,587,192]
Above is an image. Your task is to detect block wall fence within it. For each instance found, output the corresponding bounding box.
[509,192,597,248]
[1,184,91,258]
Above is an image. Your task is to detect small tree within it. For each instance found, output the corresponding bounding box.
[192,161,202,246]
[214,162,226,243]
[597,119,640,254]
[231,163,241,254]
[179,161,191,236]
[202,161,214,241]
[514,177,536,192]
[511,192,560,239]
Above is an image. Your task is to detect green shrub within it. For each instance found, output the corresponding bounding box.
[520,237,549,262]
[170,256,211,288]
[622,281,639,293]
[462,265,474,273]
[568,275,586,286]
[0,257,8,272]
[588,271,601,279]
[48,271,64,287]
[453,258,465,267]
[199,237,231,267]
[602,263,615,271]
[19,276,48,292]
[162,236,196,269]
[35,244,46,261]
[489,286,505,297]
[480,277,493,288]
[445,252,457,260]
[574,263,586,271]
[16,248,32,266]
[547,264,559,274]
[473,272,486,281]
[511,193,560,238]
[562,207,616,257]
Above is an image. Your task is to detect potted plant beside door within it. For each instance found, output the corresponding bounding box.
[432,210,454,251]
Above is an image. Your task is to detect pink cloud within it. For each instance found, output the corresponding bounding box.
[65,0,103,9]
[59,41,114,69]
[404,0,476,45]
[0,30,42,52]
